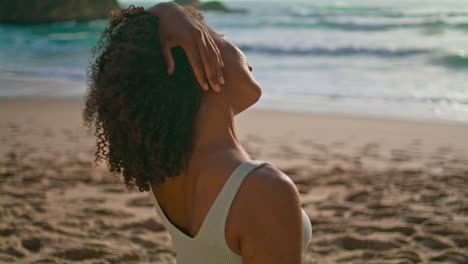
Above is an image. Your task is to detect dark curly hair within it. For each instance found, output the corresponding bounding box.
[83,5,203,192]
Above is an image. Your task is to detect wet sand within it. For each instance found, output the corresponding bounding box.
[1,98,467,264]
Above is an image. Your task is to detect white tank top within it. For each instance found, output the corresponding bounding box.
[148,160,312,263]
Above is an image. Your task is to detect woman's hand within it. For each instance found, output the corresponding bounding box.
[148,2,224,92]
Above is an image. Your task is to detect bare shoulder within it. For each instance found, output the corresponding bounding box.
[241,163,301,220]
[245,164,300,200]
[237,164,303,264]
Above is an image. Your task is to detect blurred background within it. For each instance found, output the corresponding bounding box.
[1,0,467,122]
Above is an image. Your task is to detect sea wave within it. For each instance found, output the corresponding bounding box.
[290,6,468,19]
[317,94,468,106]
[454,22,468,30]
[0,66,85,81]
[214,17,468,31]
[315,18,453,31]
[433,53,468,68]
[237,44,435,57]
[285,6,468,31]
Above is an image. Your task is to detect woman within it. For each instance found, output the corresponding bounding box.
[83,3,312,263]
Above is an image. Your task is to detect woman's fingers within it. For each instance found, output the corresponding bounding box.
[185,43,210,91]
[204,30,225,85]
[150,3,225,91]
[196,30,221,92]
[162,45,175,75]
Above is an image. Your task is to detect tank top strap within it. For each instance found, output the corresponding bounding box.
[199,160,269,244]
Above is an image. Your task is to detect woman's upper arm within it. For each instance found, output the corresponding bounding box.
[239,166,303,264]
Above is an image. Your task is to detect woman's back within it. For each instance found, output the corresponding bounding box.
[149,160,312,263]
[150,156,251,255]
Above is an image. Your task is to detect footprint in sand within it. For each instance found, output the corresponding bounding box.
[393,250,422,264]
[330,235,401,251]
[315,235,404,252]
[83,208,134,218]
[452,237,468,248]
[119,218,166,232]
[430,251,468,264]
[353,225,416,237]
[413,235,453,250]
[53,248,110,261]
[1,246,26,258]
[345,190,370,203]
[126,197,154,207]
[21,237,42,252]
[130,236,159,248]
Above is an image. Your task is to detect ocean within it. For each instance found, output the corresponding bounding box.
[1,0,468,122]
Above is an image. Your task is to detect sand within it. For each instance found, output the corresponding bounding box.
[0,98,467,264]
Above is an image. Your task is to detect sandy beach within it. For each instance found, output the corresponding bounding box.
[0,98,467,264]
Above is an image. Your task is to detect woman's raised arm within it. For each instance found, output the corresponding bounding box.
[148,2,224,92]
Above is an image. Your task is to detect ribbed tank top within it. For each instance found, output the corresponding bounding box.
[148,160,312,263]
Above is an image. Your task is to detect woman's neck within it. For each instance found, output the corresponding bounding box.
[190,94,251,163]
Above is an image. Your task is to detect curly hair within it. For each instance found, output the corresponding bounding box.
[83,5,203,192]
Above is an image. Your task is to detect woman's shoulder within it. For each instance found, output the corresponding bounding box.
[235,163,304,262]
[236,162,303,225]
[245,162,299,196]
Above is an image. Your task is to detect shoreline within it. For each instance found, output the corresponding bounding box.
[256,96,468,125]
[1,76,467,124]
[2,96,467,126]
